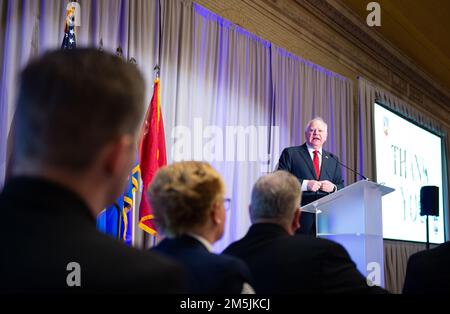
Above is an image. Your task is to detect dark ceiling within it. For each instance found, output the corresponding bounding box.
[341,0,450,93]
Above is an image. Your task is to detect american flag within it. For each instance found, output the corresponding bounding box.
[61,8,76,50]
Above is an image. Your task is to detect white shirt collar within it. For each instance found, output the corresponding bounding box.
[186,232,213,252]
[306,143,322,155]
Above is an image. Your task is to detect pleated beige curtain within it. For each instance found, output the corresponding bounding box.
[0,0,57,189]
[159,0,273,252]
[270,46,356,185]
[383,240,432,294]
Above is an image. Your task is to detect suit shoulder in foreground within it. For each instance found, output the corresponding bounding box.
[224,224,387,294]
[154,236,252,294]
[403,242,450,294]
[0,177,187,293]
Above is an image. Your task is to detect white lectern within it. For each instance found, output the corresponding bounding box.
[301,180,394,287]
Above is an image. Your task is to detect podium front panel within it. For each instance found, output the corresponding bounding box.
[311,181,389,288]
[320,234,385,287]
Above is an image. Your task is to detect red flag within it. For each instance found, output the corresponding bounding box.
[138,78,166,235]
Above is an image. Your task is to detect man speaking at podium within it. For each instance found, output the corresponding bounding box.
[278,117,344,235]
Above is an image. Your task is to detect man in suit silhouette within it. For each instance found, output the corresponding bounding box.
[403,242,450,294]
[278,117,344,235]
[0,49,186,293]
[223,171,386,294]
[149,161,254,294]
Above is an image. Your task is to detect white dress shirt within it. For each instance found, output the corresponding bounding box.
[301,145,323,191]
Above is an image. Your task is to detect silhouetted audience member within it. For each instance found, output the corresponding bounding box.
[403,242,450,294]
[223,170,387,294]
[149,161,254,294]
[0,48,186,293]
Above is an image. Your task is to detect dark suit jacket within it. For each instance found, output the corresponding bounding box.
[278,143,344,234]
[403,242,450,294]
[153,235,252,294]
[0,177,187,293]
[278,143,344,202]
[223,223,387,294]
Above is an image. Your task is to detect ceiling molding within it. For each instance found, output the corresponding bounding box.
[298,0,449,111]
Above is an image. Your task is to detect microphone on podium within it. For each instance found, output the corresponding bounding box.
[325,153,369,181]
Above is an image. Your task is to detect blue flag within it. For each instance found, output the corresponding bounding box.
[61,6,76,50]
[97,196,124,239]
[97,157,140,245]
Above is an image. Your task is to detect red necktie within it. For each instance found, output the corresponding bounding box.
[313,150,320,179]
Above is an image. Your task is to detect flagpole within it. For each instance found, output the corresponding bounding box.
[154,65,160,79]
[137,26,166,244]
[114,202,122,241]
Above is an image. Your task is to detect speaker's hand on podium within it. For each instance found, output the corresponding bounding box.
[319,180,335,193]
[307,180,321,192]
